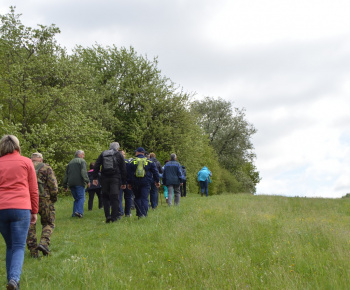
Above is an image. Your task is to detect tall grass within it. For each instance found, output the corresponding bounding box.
[1,194,350,289]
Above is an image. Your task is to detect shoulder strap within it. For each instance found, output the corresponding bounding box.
[35,162,45,172]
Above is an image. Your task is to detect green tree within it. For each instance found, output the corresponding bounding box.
[191,97,260,193]
[0,7,112,183]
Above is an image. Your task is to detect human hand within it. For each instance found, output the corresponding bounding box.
[30,214,37,225]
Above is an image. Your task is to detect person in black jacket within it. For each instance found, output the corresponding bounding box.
[119,150,134,217]
[87,162,102,210]
[127,147,160,218]
[92,142,126,223]
[149,152,163,209]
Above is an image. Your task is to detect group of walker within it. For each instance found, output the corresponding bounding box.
[0,136,212,289]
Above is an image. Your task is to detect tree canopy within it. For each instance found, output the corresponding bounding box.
[0,7,260,194]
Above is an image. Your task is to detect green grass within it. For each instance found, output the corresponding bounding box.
[1,194,350,289]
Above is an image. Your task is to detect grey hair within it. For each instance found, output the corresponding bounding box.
[75,150,84,157]
[109,142,120,151]
[0,135,21,157]
[31,152,43,160]
[170,153,176,161]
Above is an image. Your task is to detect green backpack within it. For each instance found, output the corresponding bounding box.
[133,157,148,178]
[35,162,45,195]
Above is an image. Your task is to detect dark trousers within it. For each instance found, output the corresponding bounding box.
[101,177,121,221]
[149,182,159,209]
[88,188,102,210]
[180,181,187,197]
[200,180,209,197]
[133,184,151,217]
[119,187,133,216]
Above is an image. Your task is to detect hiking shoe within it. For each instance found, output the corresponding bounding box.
[111,216,121,223]
[74,212,83,218]
[37,244,50,256]
[125,214,132,217]
[106,217,112,223]
[7,279,19,290]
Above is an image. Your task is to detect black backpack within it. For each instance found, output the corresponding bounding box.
[101,149,118,175]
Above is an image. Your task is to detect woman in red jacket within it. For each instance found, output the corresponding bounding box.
[0,135,38,290]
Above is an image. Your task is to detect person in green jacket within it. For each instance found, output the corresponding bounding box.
[63,150,89,218]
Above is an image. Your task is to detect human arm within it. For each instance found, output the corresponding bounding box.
[117,152,127,187]
[81,160,89,185]
[47,166,58,203]
[150,162,160,184]
[28,161,39,214]
[30,214,37,225]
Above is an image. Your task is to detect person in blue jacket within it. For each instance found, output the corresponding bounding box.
[127,147,160,218]
[197,166,212,197]
[163,153,183,206]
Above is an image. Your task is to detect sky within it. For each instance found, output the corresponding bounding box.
[1,0,350,198]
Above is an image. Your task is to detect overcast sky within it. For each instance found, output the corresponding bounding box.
[1,0,350,198]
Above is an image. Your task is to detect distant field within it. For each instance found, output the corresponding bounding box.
[1,193,350,289]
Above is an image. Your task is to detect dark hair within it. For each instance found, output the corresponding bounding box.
[89,162,95,169]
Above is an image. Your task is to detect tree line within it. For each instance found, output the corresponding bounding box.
[0,7,260,194]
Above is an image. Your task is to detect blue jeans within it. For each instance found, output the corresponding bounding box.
[0,209,31,283]
[133,184,151,217]
[70,186,86,216]
[200,180,209,196]
[149,182,159,209]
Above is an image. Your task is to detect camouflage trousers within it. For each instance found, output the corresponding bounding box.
[27,197,55,252]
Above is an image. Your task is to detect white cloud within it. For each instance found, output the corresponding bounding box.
[1,0,350,198]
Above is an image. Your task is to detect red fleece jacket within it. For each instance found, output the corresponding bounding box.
[0,151,39,213]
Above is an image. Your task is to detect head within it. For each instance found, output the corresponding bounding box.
[31,152,43,162]
[109,142,120,151]
[170,153,177,161]
[135,147,145,156]
[150,152,156,159]
[0,135,21,157]
[89,162,95,170]
[120,150,126,158]
[145,152,150,158]
[75,150,85,158]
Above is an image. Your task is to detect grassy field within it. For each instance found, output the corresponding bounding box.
[1,193,350,289]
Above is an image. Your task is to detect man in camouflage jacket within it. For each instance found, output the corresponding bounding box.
[26,152,58,257]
